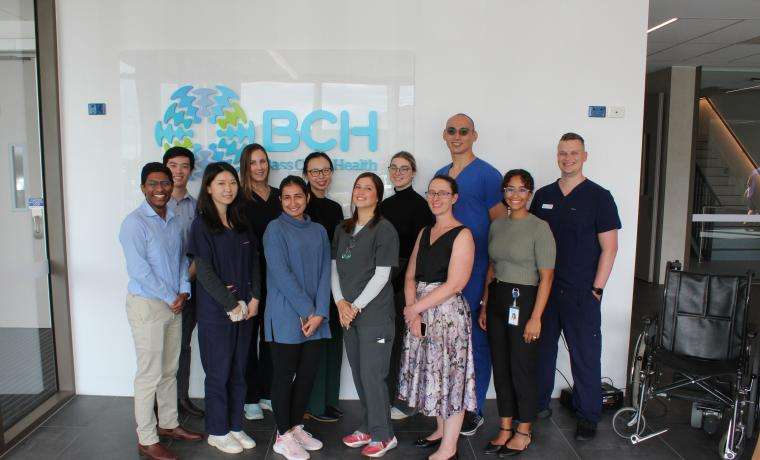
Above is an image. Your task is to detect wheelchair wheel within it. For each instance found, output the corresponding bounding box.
[613,407,646,439]
[628,331,647,408]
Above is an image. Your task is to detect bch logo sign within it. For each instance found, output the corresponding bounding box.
[154,84,378,176]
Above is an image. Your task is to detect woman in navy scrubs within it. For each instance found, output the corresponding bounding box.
[239,143,281,420]
[188,162,261,454]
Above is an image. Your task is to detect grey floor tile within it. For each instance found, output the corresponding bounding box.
[563,427,679,459]
[170,433,272,459]
[57,428,139,460]
[1,426,81,460]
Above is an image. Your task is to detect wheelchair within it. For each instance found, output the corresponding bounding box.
[613,261,759,459]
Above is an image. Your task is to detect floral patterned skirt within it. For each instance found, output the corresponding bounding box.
[397,281,477,419]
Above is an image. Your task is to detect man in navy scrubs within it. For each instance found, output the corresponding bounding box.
[436,113,506,435]
[530,132,620,441]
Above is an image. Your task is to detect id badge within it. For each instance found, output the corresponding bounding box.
[507,287,520,327]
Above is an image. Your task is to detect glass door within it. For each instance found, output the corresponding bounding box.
[0,0,58,437]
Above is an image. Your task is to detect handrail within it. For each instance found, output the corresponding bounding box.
[703,97,758,170]
[693,164,722,212]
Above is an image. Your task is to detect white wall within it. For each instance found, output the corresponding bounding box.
[58,0,648,397]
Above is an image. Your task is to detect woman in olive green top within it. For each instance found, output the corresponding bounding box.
[478,169,555,457]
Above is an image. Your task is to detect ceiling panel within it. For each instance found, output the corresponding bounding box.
[694,43,760,62]
[647,41,674,54]
[647,18,741,44]
[690,19,760,44]
[648,43,727,62]
[731,53,760,66]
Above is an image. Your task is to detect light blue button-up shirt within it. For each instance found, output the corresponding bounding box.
[119,200,191,305]
[166,191,197,254]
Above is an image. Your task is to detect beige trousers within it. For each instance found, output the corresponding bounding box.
[126,294,182,445]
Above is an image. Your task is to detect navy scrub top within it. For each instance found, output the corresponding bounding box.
[529,179,621,291]
[188,218,259,324]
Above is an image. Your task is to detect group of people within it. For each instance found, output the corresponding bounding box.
[119,113,620,460]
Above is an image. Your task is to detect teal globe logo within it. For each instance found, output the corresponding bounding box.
[154,85,254,180]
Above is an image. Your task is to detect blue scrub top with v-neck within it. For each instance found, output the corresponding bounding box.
[529,178,621,290]
[436,157,503,273]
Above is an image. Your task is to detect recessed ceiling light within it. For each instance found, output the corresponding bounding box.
[647,17,678,34]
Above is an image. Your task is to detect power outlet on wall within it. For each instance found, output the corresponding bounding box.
[608,106,625,118]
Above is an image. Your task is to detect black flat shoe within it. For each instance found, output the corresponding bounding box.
[326,405,344,418]
[303,411,338,423]
[414,436,442,448]
[178,398,205,418]
[484,427,513,454]
[498,429,531,457]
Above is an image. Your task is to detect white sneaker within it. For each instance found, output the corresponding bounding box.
[273,432,310,460]
[259,398,273,411]
[230,430,256,449]
[207,433,243,454]
[292,425,323,451]
[244,403,264,420]
[390,406,409,420]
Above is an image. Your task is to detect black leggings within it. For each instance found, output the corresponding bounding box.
[270,340,321,434]
[486,280,539,422]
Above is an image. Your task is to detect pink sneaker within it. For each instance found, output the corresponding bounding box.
[361,437,398,457]
[342,431,371,448]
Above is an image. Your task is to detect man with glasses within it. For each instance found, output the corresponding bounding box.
[119,162,202,460]
[436,114,506,435]
[162,146,204,419]
[529,133,620,441]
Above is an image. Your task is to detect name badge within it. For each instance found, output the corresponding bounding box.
[542,203,554,209]
[508,287,520,326]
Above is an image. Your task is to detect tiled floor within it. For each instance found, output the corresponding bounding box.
[1,395,755,459]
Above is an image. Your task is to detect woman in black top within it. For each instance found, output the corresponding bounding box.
[398,175,477,460]
[379,151,434,419]
[302,151,345,422]
[239,143,280,420]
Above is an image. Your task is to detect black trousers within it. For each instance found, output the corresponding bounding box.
[386,289,407,404]
[270,340,321,434]
[245,301,272,403]
[177,283,196,400]
[486,280,539,422]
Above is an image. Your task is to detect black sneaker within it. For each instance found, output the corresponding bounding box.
[325,405,343,419]
[575,419,596,441]
[303,410,339,423]
[460,412,484,436]
[536,408,552,419]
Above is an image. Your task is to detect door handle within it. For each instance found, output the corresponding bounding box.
[32,214,43,239]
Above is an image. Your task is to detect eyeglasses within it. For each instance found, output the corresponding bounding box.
[307,168,333,177]
[426,190,452,199]
[145,180,172,187]
[445,127,470,136]
[341,235,357,260]
[388,165,412,174]
[504,186,532,195]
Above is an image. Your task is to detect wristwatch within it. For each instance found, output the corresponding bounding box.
[591,286,604,297]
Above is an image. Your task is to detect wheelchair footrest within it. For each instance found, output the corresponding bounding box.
[631,429,668,445]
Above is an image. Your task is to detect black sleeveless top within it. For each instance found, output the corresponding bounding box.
[415,225,466,283]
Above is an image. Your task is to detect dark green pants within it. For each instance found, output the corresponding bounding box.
[307,318,343,415]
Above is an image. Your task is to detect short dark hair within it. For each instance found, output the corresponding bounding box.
[279,175,309,196]
[559,132,585,146]
[141,162,173,185]
[501,169,534,192]
[162,146,195,170]
[302,151,334,175]
[429,174,458,195]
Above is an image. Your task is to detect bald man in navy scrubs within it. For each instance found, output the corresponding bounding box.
[530,132,620,442]
[436,113,506,435]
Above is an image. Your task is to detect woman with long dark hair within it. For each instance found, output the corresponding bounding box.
[264,175,331,460]
[398,175,477,460]
[187,162,260,454]
[239,143,280,420]
[335,172,400,458]
[302,151,346,423]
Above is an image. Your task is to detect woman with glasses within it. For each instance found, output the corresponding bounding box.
[334,172,400,458]
[379,151,434,420]
[264,175,331,460]
[187,162,260,454]
[301,151,346,423]
[478,169,555,456]
[397,175,477,460]
[239,143,280,421]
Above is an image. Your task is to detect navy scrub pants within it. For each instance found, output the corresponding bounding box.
[198,317,253,436]
[463,267,490,415]
[536,285,602,423]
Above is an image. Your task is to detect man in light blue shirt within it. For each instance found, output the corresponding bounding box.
[163,146,204,418]
[119,162,200,459]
